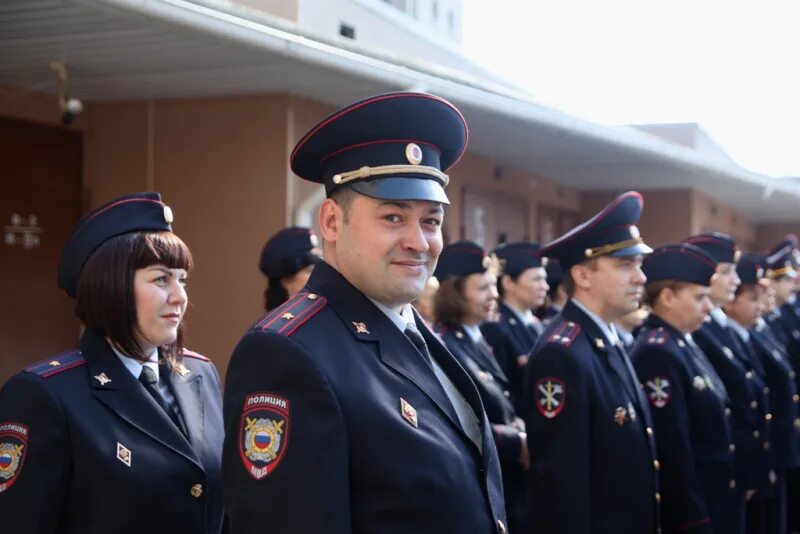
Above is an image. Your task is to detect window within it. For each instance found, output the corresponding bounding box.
[339,23,356,39]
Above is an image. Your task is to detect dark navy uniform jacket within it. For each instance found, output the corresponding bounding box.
[222,262,507,534]
[523,300,660,534]
[750,322,800,472]
[767,304,800,398]
[482,302,542,409]
[440,325,526,528]
[632,315,740,534]
[694,315,773,498]
[0,329,225,534]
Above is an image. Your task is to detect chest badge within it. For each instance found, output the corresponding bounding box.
[646,377,671,408]
[535,378,565,419]
[94,373,112,386]
[613,406,628,426]
[400,398,418,428]
[116,442,132,467]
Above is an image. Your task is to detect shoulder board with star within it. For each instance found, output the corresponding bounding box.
[645,327,672,346]
[254,291,328,337]
[23,350,86,378]
[182,349,210,362]
[546,320,582,347]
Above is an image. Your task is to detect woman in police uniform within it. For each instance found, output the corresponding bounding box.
[434,240,528,533]
[259,226,321,311]
[0,192,225,534]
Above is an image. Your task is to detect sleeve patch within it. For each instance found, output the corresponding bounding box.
[645,376,671,408]
[239,393,290,480]
[0,422,29,494]
[535,377,566,419]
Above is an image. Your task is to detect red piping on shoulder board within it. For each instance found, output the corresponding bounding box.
[182,349,209,362]
[278,297,327,336]
[255,292,308,330]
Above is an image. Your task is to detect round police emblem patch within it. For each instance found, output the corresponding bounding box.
[535,377,565,419]
[0,421,29,494]
[239,393,290,480]
[646,377,671,408]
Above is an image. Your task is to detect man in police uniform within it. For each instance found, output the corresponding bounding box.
[222,93,507,533]
[523,191,661,533]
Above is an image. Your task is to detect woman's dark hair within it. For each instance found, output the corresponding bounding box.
[496,272,522,299]
[434,277,468,329]
[645,280,690,306]
[265,279,290,311]
[75,231,193,364]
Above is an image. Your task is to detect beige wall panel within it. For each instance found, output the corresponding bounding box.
[447,152,580,244]
[691,190,754,249]
[637,190,693,246]
[754,223,800,252]
[151,95,290,376]
[83,102,150,207]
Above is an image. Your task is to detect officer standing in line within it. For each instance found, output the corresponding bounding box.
[482,241,549,407]
[222,92,507,533]
[434,240,529,533]
[537,259,566,326]
[0,192,225,533]
[258,226,322,311]
[684,234,772,533]
[631,243,741,533]
[523,191,661,534]
[741,253,800,534]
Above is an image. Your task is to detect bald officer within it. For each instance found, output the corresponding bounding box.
[523,191,661,533]
[222,93,507,534]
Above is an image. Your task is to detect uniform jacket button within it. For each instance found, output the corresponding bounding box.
[765,413,773,422]
[646,427,654,437]
[497,519,507,533]
[729,479,737,489]
[750,400,758,409]
[190,483,203,498]
[655,492,661,503]
[653,460,660,471]
[725,408,732,417]
[746,372,753,380]
[753,430,760,438]
[729,443,736,453]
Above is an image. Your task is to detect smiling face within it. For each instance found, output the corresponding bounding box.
[461,271,498,325]
[133,264,188,353]
[320,192,444,309]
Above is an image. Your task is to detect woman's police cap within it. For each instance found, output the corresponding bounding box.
[736,253,768,285]
[58,192,173,298]
[434,240,494,280]
[494,242,546,277]
[683,232,740,264]
[259,227,321,279]
[290,92,468,204]
[538,191,652,271]
[642,243,718,286]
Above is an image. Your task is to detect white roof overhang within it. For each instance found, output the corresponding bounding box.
[2,0,798,222]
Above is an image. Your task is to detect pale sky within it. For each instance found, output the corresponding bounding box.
[461,0,800,178]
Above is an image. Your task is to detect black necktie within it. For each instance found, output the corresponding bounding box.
[404,323,434,369]
[139,366,183,432]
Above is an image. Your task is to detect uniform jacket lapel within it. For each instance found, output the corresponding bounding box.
[81,330,201,467]
[307,263,484,455]
[166,365,204,448]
